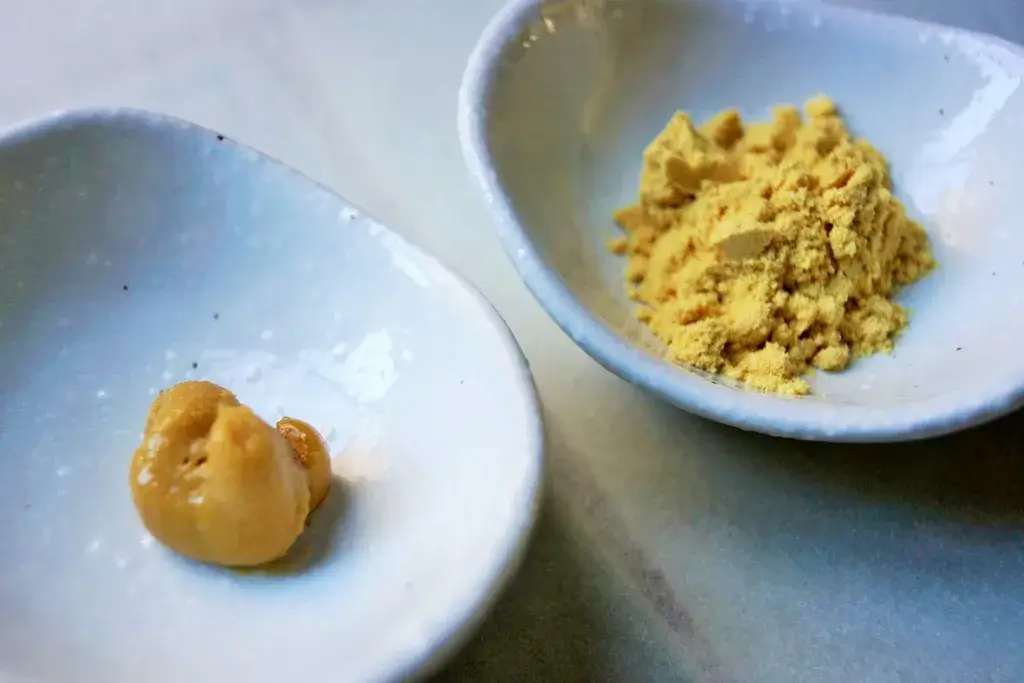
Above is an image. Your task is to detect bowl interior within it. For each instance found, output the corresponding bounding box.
[480,0,1024,410]
[0,112,539,682]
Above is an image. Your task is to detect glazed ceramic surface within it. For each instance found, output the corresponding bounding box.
[0,109,542,683]
[460,0,1024,441]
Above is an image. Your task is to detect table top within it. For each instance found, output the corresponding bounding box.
[4,1,1024,681]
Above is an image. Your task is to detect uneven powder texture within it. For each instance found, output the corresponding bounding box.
[610,96,935,395]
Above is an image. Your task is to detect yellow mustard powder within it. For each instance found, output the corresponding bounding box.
[610,96,935,396]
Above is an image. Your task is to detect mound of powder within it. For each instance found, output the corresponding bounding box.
[610,96,935,395]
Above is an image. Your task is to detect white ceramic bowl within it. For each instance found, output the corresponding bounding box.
[460,0,1024,442]
[0,109,543,683]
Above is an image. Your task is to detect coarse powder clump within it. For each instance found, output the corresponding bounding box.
[610,96,935,396]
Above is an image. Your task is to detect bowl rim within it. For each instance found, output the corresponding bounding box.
[456,0,1024,443]
[0,105,546,682]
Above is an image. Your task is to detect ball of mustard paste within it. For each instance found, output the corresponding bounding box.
[130,381,311,567]
[276,416,332,511]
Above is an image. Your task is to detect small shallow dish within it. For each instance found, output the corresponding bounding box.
[460,0,1024,442]
[0,109,542,683]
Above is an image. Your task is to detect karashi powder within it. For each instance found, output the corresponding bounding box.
[610,96,935,396]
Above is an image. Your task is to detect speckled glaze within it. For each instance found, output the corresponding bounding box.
[0,109,542,683]
[459,0,1024,442]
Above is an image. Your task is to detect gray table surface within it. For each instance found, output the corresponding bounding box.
[433,2,1024,681]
